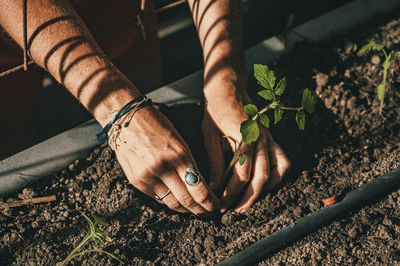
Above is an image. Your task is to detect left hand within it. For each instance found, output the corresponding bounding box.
[202,82,291,213]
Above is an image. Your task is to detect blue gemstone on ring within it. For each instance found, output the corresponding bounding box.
[185,168,200,186]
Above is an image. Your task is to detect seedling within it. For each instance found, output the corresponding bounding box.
[59,210,123,266]
[35,254,42,266]
[357,41,400,114]
[223,64,317,178]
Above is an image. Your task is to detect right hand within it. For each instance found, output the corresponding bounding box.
[112,104,220,214]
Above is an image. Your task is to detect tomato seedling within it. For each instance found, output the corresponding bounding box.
[223,64,317,178]
[59,210,123,265]
[357,41,400,114]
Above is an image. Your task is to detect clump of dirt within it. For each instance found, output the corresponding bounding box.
[1,15,400,266]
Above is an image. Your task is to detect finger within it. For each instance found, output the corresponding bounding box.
[220,142,255,213]
[204,133,225,193]
[264,135,291,191]
[158,164,208,215]
[175,157,221,212]
[131,178,189,213]
[159,158,221,214]
[234,135,270,213]
[152,180,190,213]
[117,147,208,214]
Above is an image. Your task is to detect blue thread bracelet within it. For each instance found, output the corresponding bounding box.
[96,95,152,143]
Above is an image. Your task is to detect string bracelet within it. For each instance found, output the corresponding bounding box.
[107,97,150,150]
[96,95,153,144]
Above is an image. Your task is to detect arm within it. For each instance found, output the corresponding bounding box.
[188,0,291,213]
[188,0,247,104]
[0,0,220,214]
[0,0,136,126]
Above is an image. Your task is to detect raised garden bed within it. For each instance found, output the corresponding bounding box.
[1,12,400,266]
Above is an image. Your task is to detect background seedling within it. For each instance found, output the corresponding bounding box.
[35,254,42,266]
[223,64,317,178]
[357,41,400,114]
[59,210,123,266]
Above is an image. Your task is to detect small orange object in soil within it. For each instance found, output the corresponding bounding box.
[322,195,337,206]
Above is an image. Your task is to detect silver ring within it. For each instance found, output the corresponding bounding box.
[184,168,201,187]
[155,189,171,201]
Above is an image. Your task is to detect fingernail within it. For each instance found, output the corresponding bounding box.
[235,208,247,214]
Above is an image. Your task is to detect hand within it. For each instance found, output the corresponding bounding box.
[113,105,220,214]
[203,90,291,213]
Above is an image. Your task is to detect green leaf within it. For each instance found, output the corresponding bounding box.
[266,68,276,90]
[94,235,106,246]
[254,64,276,89]
[244,104,258,117]
[259,113,270,128]
[382,51,395,69]
[382,59,391,70]
[358,40,376,54]
[93,214,108,227]
[302,88,317,114]
[274,106,283,124]
[238,154,246,165]
[296,110,306,130]
[275,77,286,96]
[79,210,94,227]
[240,119,260,144]
[258,89,274,101]
[377,83,385,101]
[388,50,396,62]
[254,64,269,89]
[376,44,384,51]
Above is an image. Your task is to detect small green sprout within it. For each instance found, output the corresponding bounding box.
[223,64,316,178]
[59,210,123,266]
[35,254,42,266]
[358,40,400,113]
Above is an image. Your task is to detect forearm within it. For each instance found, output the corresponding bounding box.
[188,0,247,101]
[0,0,140,126]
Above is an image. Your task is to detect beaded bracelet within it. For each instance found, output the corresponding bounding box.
[96,95,153,143]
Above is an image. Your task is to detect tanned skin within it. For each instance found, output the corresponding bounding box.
[0,0,290,214]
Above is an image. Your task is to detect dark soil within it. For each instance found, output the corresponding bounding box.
[1,15,400,266]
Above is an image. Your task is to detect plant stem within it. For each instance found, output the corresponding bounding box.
[222,103,273,179]
[67,248,123,264]
[60,233,92,266]
[99,249,124,264]
[382,49,388,59]
[35,254,42,266]
[380,65,388,115]
[67,249,97,261]
[223,141,243,180]
[258,102,275,115]
[222,103,302,180]
[281,106,303,111]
